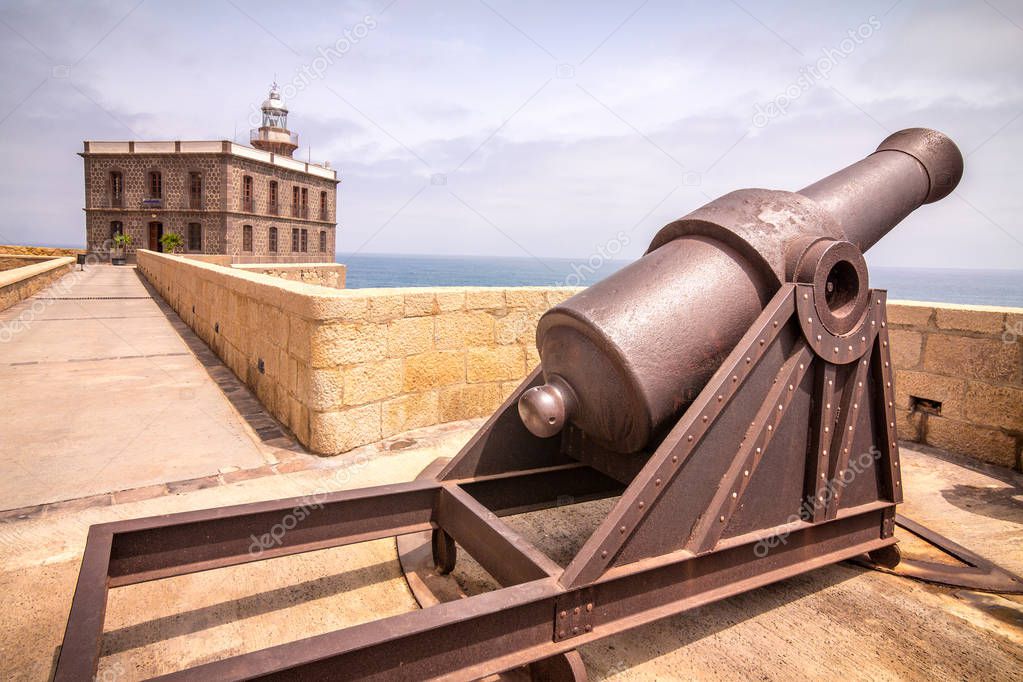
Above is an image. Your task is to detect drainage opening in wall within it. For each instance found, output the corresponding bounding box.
[910,395,942,416]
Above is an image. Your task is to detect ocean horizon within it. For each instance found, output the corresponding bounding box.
[337,252,1023,308]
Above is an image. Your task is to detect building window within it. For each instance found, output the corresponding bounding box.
[319,230,326,252]
[243,224,253,252]
[291,228,300,252]
[301,187,309,218]
[242,175,253,211]
[319,191,328,220]
[300,228,308,252]
[188,223,202,251]
[269,181,278,215]
[189,173,202,209]
[269,226,278,252]
[148,170,162,198]
[109,171,123,208]
[109,221,123,240]
[292,186,300,217]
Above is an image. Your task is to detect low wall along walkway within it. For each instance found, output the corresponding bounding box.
[137,251,1023,470]
[0,256,75,313]
[137,250,567,455]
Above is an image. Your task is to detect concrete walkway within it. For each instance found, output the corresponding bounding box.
[0,265,299,511]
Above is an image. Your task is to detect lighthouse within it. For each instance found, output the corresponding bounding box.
[250,83,299,157]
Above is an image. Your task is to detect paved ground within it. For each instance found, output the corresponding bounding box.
[0,265,313,511]
[0,265,1021,680]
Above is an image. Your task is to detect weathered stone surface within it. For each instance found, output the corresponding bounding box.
[888,329,922,370]
[894,370,966,418]
[435,290,466,312]
[926,416,1017,469]
[923,335,1021,384]
[310,322,387,367]
[365,294,404,323]
[887,302,933,328]
[404,292,436,317]
[438,383,503,422]
[382,391,439,438]
[465,288,505,310]
[894,407,923,441]
[467,345,525,382]
[404,350,465,391]
[309,404,382,454]
[386,316,434,357]
[344,359,403,406]
[435,311,494,350]
[963,381,1023,431]
[935,307,1007,335]
[505,288,548,309]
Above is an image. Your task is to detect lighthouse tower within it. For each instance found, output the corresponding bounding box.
[250,83,298,157]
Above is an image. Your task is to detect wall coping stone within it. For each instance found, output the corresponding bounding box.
[0,257,74,288]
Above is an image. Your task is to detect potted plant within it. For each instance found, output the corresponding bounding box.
[112,233,132,265]
[160,232,184,255]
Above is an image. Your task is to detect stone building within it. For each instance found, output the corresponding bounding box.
[81,85,338,263]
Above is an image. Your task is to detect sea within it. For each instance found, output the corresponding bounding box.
[339,253,1023,308]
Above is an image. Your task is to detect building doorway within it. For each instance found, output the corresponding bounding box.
[148,222,163,252]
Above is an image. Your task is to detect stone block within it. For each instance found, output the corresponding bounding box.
[467,345,526,382]
[436,290,466,312]
[925,416,1017,469]
[545,288,580,307]
[496,310,540,345]
[365,294,404,323]
[934,306,1006,335]
[887,302,933,328]
[344,359,403,405]
[404,350,465,391]
[435,311,495,350]
[305,367,344,410]
[438,383,503,422]
[466,288,505,310]
[382,391,440,437]
[505,288,547,309]
[526,344,540,368]
[290,398,310,445]
[404,292,437,317]
[310,322,387,367]
[963,381,1023,431]
[887,329,922,370]
[893,370,965,418]
[309,403,382,454]
[923,334,1021,384]
[386,316,434,357]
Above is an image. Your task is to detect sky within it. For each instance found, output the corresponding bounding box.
[0,0,1021,269]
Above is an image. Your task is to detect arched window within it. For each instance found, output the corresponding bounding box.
[109,221,123,239]
[268,226,278,253]
[189,172,203,209]
[242,175,253,211]
[269,181,279,215]
[109,171,123,207]
[148,170,162,198]
[319,191,328,220]
[188,223,202,251]
[319,230,326,252]
[242,224,253,252]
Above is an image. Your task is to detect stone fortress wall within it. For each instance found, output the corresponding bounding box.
[136,250,1022,470]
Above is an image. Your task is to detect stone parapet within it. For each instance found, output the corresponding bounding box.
[232,263,346,289]
[0,257,75,312]
[888,300,1022,470]
[136,249,573,455]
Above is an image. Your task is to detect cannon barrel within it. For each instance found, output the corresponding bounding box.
[519,128,963,453]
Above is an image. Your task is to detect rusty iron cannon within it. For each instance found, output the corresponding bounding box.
[56,128,1019,681]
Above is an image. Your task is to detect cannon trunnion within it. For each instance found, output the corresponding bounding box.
[59,129,1003,682]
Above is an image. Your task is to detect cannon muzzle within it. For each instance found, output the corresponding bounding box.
[520,128,963,452]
